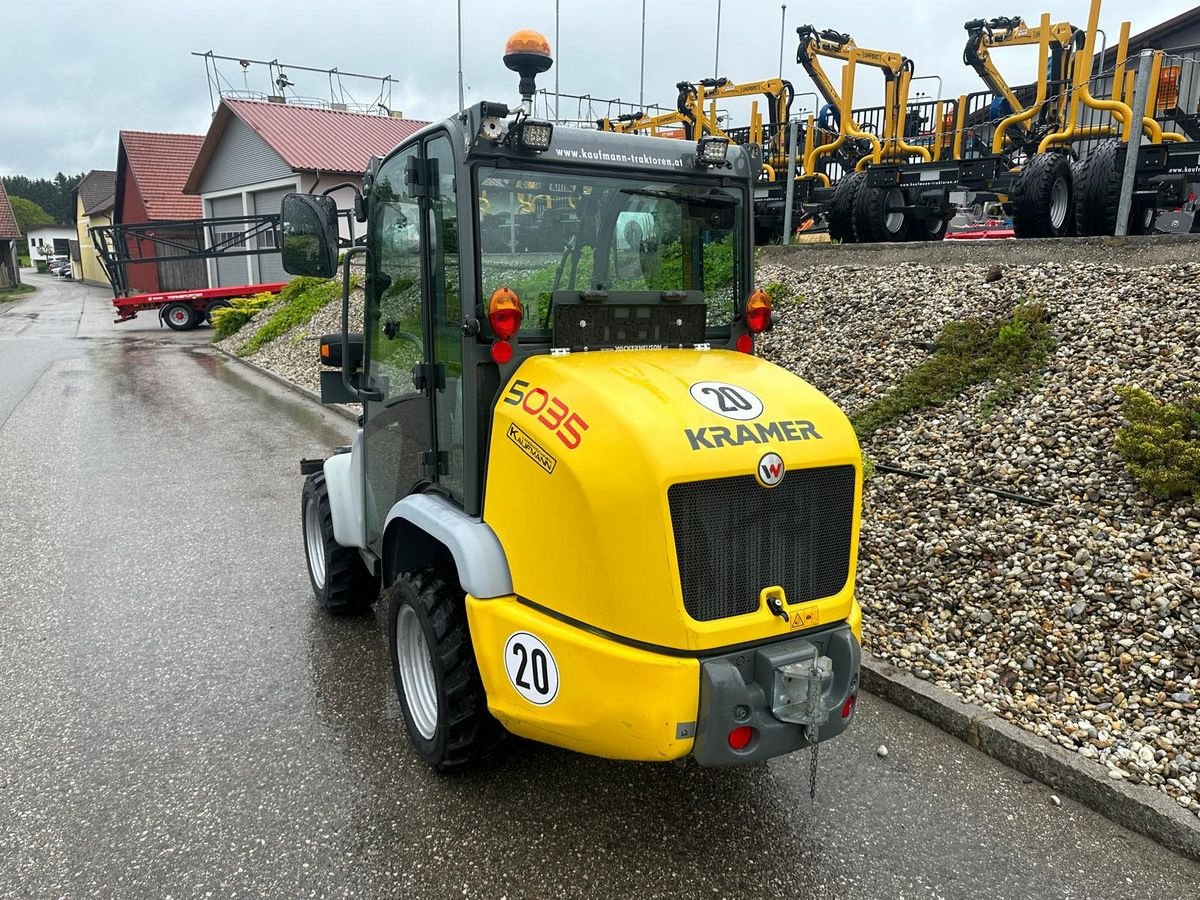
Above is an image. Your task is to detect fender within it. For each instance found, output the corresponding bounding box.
[322,429,367,549]
[382,493,512,598]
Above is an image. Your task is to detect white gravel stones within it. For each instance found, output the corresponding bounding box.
[877,745,889,759]
[758,258,1200,812]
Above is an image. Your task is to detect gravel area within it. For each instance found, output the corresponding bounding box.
[217,267,365,396]
[758,259,1200,813]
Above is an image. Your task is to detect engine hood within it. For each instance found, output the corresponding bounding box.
[482,347,862,652]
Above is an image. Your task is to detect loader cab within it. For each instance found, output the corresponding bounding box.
[284,117,760,537]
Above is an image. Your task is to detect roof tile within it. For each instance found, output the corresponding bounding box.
[225,99,428,175]
[120,131,205,220]
[77,169,117,216]
[0,181,19,240]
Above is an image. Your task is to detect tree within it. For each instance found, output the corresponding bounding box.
[9,196,54,259]
[1,172,84,225]
[10,196,54,233]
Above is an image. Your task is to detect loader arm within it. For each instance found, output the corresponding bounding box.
[962,15,1080,151]
[795,25,930,165]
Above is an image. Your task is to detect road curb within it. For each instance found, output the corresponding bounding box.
[212,345,357,422]
[861,652,1200,862]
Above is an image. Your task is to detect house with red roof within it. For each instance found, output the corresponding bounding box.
[115,130,205,294]
[183,99,427,287]
[0,181,21,289]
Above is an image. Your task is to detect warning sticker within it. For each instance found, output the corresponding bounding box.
[507,422,557,474]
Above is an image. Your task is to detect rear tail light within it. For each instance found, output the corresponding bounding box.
[744,289,772,333]
[728,725,755,750]
[736,333,753,354]
[488,287,523,340]
[842,695,856,719]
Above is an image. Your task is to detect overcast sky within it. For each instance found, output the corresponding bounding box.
[2,0,1193,178]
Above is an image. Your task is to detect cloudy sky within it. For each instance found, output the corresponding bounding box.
[2,0,1193,178]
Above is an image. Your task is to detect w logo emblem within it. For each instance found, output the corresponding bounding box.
[756,452,785,488]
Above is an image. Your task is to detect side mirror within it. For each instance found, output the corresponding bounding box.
[280,193,339,278]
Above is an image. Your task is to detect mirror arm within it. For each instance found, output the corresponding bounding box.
[321,182,368,223]
[340,247,382,403]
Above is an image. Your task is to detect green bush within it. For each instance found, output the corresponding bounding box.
[1114,385,1200,502]
[762,281,796,304]
[852,302,1054,440]
[211,292,276,340]
[236,276,346,357]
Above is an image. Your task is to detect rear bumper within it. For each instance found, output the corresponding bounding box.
[465,595,861,764]
[693,624,861,767]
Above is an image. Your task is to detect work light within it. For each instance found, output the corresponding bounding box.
[514,119,554,152]
[697,136,730,167]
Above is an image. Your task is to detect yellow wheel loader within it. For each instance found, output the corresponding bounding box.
[285,30,865,773]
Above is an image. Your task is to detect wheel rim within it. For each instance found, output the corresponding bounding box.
[884,189,906,235]
[1050,176,1069,230]
[397,605,438,740]
[168,307,190,327]
[303,495,326,590]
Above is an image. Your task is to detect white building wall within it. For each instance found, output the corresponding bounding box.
[26,226,77,262]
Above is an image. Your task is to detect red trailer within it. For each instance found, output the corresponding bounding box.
[112,282,287,330]
[91,213,297,329]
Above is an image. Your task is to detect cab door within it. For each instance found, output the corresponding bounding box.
[361,135,464,550]
[363,144,431,548]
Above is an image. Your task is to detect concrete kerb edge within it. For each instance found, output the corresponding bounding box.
[212,344,357,422]
[861,652,1200,862]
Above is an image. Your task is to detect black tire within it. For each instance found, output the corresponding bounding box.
[162,302,197,331]
[826,172,866,243]
[853,183,911,243]
[301,472,375,614]
[1129,200,1158,236]
[387,570,505,771]
[907,210,949,241]
[205,299,232,325]
[1011,152,1074,238]
[1074,140,1126,236]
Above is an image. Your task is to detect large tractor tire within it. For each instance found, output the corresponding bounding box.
[1011,152,1074,238]
[1075,140,1158,236]
[853,183,911,243]
[301,472,376,614]
[387,569,505,771]
[826,172,866,243]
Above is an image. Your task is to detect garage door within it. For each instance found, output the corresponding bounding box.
[210,195,250,288]
[252,187,294,285]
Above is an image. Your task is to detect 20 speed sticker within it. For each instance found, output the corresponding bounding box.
[689,381,764,421]
[504,632,560,705]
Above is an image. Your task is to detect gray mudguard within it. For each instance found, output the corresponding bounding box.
[382,494,513,598]
[322,429,367,550]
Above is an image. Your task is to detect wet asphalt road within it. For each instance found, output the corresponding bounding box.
[2,274,1199,900]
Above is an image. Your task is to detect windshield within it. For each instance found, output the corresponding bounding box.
[476,166,743,336]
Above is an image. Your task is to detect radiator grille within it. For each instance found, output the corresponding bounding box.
[667,465,856,622]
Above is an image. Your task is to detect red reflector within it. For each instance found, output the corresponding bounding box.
[736,333,753,354]
[842,695,856,719]
[490,340,514,364]
[728,725,754,750]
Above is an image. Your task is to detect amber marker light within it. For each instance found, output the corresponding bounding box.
[745,289,773,334]
[488,287,523,340]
